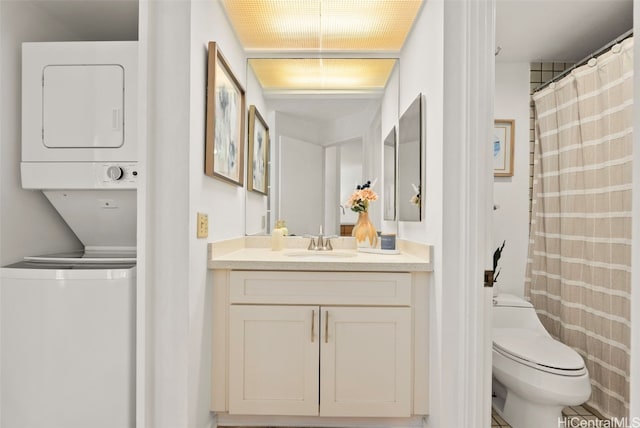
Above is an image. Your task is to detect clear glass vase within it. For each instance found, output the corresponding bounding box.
[352,211,378,248]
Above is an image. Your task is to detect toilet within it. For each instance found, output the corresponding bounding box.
[492,293,591,428]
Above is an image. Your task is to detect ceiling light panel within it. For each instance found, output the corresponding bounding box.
[248,58,397,91]
[221,0,423,51]
[320,1,423,51]
[221,0,322,50]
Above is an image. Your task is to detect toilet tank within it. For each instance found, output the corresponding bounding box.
[493,293,547,333]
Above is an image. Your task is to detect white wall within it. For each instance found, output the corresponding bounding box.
[392,1,444,427]
[189,1,249,427]
[145,0,252,426]
[0,2,86,265]
[493,62,531,297]
[380,63,400,233]
[397,0,444,247]
[146,1,191,426]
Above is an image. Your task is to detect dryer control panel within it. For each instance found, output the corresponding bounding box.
[21,162,139,190]
[99,163,139,186]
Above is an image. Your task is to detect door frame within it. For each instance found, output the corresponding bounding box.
[439,0,495,427]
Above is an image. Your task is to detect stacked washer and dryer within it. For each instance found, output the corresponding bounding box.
[1,42,138,428]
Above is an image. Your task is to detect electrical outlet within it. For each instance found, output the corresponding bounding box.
[197,212,208,238]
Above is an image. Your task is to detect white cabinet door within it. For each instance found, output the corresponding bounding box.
[320,307,412,417]
[229,305,319,416]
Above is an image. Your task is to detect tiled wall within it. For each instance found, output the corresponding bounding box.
[528,62,574,220]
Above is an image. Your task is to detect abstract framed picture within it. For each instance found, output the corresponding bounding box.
[493,119,515,177]
[247,105,269,195]
[205,41,246,186]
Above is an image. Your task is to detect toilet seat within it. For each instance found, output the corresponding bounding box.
[493,328,587,376]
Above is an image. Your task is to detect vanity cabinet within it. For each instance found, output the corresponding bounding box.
[229,304,411,417]
[319,306,411,417]
[211,268,430,422]
[228,305,319,416]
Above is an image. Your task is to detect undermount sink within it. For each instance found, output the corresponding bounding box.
[284,250,357,258]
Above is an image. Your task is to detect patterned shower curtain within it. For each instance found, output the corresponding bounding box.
[526,37,633,420]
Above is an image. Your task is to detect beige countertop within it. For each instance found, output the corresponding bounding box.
[207,236,433,272]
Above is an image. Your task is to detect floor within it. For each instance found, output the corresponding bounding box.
[492,405,605,427]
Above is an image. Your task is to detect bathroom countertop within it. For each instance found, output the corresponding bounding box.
[207,237,433,272]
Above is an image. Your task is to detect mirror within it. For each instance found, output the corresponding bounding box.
[383,127,396,221]
[244,58,398,235]
[398,93,423,221]
[273,103,377,237]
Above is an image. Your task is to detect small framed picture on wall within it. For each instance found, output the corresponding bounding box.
[247,105,269,195]
[493,119,515,177]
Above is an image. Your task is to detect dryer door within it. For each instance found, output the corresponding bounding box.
[21,41,138,163]
[43,64,124,149]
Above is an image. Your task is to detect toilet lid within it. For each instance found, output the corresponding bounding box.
[493,328,585,371]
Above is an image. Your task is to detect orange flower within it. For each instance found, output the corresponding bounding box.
[346,181,378,213]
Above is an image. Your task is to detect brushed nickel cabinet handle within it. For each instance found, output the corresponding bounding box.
[324,310,329,343]
[311,310,315,342]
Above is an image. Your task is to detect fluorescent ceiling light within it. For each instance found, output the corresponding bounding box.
[221,0,423,52]
[221,1,420,93]
[248,58,397,92]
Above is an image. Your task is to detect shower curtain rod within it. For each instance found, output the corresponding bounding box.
[534,29,633,93]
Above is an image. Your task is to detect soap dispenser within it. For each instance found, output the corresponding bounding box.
[275,220,288,236]
[271,227,284,251]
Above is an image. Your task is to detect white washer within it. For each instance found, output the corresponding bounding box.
[1,259,135,428]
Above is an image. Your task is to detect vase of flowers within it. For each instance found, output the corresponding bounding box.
[346,180,378,248]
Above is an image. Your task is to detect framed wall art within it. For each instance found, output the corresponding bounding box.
[247,105,269,195]
[493,119,515,177]
[205,41,246,186]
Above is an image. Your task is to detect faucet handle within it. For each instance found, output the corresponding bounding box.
[305,236,318,250]
[323,235,338,251]
[325,238,333,251]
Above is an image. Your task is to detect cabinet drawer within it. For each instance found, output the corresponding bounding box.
[229,271,411,306]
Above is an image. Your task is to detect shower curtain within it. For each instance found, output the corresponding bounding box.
[526,37,633,420]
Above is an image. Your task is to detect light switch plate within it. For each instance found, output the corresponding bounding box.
[197,212,208,238]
